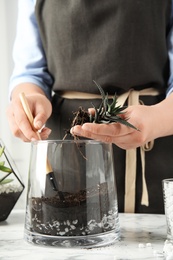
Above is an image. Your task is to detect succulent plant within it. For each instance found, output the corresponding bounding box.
[71,81,138,130]
[0,147,13,185]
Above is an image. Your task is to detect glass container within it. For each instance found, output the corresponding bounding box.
[24,140,120,248]
[0,139,25,221]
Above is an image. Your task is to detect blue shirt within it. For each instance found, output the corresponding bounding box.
[9,0,173,99]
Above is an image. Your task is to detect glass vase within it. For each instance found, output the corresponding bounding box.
[24,140,120,248]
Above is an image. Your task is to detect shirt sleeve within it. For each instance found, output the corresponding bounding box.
[166,3,173,96]
[9,0,53,100]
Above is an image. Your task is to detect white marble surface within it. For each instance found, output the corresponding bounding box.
[0,210,168,260]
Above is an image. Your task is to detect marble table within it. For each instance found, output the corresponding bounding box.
[0,210,168,260]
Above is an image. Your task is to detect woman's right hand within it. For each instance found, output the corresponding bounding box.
[6,83,52,142]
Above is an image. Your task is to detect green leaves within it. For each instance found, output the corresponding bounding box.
[92,81,138,130]
[0,179,13,185]
[0,147,13,185]
[0,163,12,173]
[0,146,4,157]
[71,81,139,133]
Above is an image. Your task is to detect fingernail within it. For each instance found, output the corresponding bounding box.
[70,128,73,135]
[31,138,37,142]
[70,127,81,136]
[46,129,52,135]
[35,121,43,129]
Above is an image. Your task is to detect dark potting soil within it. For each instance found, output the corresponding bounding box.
[29,182,117,236]
[0,191,21,221]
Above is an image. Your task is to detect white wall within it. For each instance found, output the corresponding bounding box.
[0,0,30,209]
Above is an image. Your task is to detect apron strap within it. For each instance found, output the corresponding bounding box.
[123,90,139,213]
[116,88,161,213]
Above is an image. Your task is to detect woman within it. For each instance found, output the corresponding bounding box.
[7,0,173,213]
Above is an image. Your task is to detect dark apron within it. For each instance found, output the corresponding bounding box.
[35,0,173,213]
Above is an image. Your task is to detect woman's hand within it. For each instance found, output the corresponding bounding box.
[71,94,173,149]
[6,83,52,142]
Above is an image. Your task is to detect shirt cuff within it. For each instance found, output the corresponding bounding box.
[166,81,173,97]
[9,77,52,101]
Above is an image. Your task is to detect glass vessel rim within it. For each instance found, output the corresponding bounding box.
[31,139,109,145]
[162,178,173,183]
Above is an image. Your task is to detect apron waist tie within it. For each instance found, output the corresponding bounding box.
[58,88,161,213]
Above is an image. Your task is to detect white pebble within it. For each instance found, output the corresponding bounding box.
[138,243,145,248]
[66,220,70,226]
[153,250,164,258]
[59,232,65,236]
[70,225,76,230]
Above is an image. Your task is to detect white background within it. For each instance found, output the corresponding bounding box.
[0,0,30,209]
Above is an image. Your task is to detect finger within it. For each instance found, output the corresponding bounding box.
[70,124,115,143]
[13,105,40,141]
[6,107,31,142]
[81,122,134,137]
[33,102,52,130]
[39,127,52,140]
[112,128,147,149]
[110,132,141,149]
[7,98,39,141]
[88,108,95,115]
[71,124,142,149]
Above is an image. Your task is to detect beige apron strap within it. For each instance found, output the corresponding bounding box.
[59,87,160,100]
[123,90,140,212]
[118,88,160,212]
[139,100,154,206]
[58,91,114,99]
[140,145,148,206]
[116,90,131,107]
[124,148,137,212]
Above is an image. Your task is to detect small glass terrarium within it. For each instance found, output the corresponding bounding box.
[0,139,24,221]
